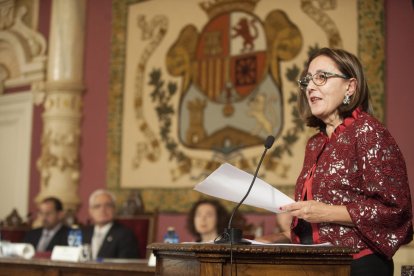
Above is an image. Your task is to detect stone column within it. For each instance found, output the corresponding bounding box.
[36,0,86,211]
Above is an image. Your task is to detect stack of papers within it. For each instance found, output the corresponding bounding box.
[0,242,35,259]
[194,163,295,213]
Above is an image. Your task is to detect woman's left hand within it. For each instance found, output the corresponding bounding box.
[281,200,329,223]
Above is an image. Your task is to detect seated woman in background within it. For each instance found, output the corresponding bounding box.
[187,199,229,242]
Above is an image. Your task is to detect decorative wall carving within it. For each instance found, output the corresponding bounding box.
[0,0,46,96]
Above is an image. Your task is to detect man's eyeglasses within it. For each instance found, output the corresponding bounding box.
[90,202,115,210]
[297,71,349,92]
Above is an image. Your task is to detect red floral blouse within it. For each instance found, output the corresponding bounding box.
[291,108,413,259]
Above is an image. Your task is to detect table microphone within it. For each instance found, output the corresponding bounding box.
[214,135,275,245]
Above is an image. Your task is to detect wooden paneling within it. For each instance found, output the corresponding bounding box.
[0,258,154,276]
[149,243,357,276]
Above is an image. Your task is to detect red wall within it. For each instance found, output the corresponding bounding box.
[78,0,112,223]
[28,0,51,218]
[29,0,414,239]
[385,0,414,216]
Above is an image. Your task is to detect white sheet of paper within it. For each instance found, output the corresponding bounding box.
[0,242,35,259]
[51,246,82,262]
[194,163,295,213]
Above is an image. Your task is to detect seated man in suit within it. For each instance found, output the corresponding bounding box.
[23,197,69,252]
[83,189,139,259]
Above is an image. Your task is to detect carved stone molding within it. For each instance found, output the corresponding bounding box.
[0,0,46,96]
[46,81,85,92]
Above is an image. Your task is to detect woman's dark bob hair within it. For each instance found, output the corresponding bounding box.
[298,47,373,128]
[186,198,229,242]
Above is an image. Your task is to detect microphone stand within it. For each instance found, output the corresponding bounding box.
[215,136,275,245]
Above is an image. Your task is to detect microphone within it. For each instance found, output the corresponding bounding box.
[214,135,275,244]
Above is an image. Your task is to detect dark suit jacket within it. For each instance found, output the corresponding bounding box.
[83,222,139,259]
[23,224,70,251]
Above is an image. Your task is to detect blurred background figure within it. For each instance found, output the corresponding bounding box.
[254,212,292,243]
[23,197,69,252]
[187,199,229,242]
[83,189,138,259]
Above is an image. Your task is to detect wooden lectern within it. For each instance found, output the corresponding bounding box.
[148,243,358,276]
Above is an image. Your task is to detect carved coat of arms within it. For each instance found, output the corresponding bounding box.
[166,0,301,157]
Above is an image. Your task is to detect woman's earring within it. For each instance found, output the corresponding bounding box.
[343,94,351,105]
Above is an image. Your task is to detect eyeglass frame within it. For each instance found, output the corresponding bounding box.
[297,71,350,92]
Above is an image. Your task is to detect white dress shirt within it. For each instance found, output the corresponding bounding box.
[91,222,113,259]
[37,223,63,252]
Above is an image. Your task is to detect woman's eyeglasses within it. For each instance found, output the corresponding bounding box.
[297,71,349,92]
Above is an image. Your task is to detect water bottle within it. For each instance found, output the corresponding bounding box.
[68,225,83,247]
[163,227,179,243]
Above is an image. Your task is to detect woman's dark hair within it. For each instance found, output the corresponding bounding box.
[298,47,373,128]
[186,199,229,242]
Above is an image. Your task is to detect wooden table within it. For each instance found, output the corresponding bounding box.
[0,257,155,276]
[149,243,358,276]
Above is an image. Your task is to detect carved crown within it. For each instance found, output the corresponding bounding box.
[199,0,259,18]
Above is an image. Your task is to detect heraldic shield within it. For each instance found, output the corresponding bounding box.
[169,10,285,155]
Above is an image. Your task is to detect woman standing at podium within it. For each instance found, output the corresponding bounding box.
[279,48,413,276]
